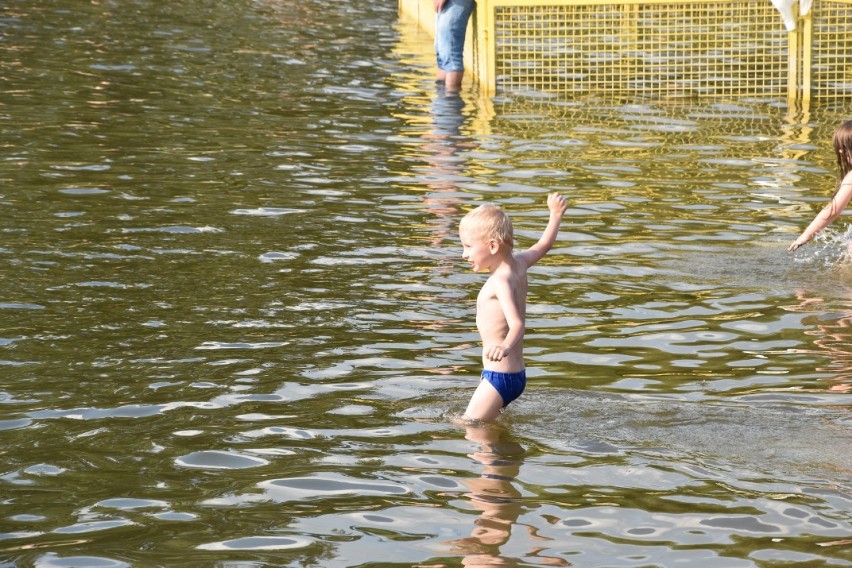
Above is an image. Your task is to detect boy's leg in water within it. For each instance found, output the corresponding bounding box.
[464,380,504,422]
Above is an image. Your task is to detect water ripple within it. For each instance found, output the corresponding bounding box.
[197,535,312,551]
[175,450,270,470]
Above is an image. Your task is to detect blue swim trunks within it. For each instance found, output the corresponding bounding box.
[481,369,526,407]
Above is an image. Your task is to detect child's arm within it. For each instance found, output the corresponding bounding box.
[485,276,525,362]
[516,193,569,268]
[789,174,852,251]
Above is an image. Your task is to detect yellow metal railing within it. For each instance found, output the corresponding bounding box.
[400,0,852,102]
[806,0,852,102]
[487,0,792,99]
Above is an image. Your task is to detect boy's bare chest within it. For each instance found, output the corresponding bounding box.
[476,281,498,306]
[476,277,501,306]
[476,285,504,331]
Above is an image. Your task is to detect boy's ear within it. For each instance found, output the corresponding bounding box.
[489,239,499,254]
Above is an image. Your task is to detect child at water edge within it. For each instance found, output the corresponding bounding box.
[458,193,568,422]
[788,120,852,252]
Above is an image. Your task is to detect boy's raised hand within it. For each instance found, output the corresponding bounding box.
[548,192,568,217]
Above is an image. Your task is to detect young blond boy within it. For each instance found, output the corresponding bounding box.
[458,193,568,421]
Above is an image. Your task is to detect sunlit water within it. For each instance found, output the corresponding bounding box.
[1,1,850,566]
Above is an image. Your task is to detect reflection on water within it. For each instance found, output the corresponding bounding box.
[1,0,851,566]
[420,88,471,248]
[447,425,529,567]
[786,291,852,394]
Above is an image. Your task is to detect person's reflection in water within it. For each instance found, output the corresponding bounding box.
[420,85,474,249]
[786,290,852,393]
[446,425,568,567]
[418,86,478,378]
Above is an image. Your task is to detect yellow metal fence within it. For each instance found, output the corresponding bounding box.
[806,0,852,100]
[400,0,852,102]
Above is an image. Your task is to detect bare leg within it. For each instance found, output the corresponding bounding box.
[444,70,464,92]
[436,69,447,83]
[463,379,504,422]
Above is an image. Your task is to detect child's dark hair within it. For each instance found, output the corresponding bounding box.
[833,120,852,191]
[459,204,514,249]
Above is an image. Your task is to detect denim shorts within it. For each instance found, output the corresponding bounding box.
[435,0,475,72]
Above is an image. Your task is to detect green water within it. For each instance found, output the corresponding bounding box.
[1,1,850,566]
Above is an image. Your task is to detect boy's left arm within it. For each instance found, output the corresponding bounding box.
[517,192,568,268]
[484,277,525,361]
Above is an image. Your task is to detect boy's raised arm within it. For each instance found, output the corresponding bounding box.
[518,193,568,267]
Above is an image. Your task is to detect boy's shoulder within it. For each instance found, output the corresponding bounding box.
[509,251,535,272]
[493,258,528,283]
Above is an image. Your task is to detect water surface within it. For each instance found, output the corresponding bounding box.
[1,1,850,566]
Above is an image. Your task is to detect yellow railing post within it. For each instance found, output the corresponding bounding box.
[800,7,813,109]
[622,3,639,38]
[787,26,799,107]
[475,0,497,96]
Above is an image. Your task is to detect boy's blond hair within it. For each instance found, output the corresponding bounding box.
[459,204,514,249]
